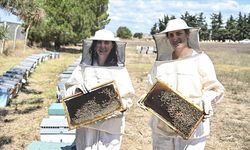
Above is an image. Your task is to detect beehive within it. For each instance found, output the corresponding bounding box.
[40,118,75,143]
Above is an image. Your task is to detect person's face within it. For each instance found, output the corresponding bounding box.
[95,40,113,57]
[167,30,189,50]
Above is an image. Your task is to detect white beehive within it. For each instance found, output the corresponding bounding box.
[40,117,75,144]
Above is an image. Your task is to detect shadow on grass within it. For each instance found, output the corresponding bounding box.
[2,118,15,123]
[13,98,44,106]
[46,47,82,54]
[0,136,12,148]
[0,109,8,117]
[15,105,41,114]
[21,87,42,95]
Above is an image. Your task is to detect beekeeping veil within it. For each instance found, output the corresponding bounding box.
[81,29,126,67]
[153,19,201,61]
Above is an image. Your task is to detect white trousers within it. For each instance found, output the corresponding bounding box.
[152,132,207,150]
[76,127,122,150]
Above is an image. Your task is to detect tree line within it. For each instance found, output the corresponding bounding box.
[0,0,110,50]
[151,11,250,42]
[1,1,250,49]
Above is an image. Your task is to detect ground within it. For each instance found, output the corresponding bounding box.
[0,40,250,150]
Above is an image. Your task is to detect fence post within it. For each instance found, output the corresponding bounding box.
[13,24,20,51]
[0,22,7,54]
[0,39,5,54]
[24,24,30,51]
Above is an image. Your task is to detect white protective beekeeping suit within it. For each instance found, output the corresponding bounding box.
[65,38,134,149]
[148,28,225,141]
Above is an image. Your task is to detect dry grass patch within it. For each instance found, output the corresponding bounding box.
[0,41,250,150]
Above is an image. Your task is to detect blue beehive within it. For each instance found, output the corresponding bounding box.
[25,140,73,150]
[48,103,65,116]
[0,86,11,107]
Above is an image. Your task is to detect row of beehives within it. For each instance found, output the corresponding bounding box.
[0,52,60,107]
[136,45,156,54]
[25,57,81,149]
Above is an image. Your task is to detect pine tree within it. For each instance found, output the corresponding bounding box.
[225,15,238,41]
[150,23,158,35]
[210,12,224,41]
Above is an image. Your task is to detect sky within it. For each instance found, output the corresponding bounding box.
[105,0,250,33]
[1,0,250,34]
[0,8,22,23]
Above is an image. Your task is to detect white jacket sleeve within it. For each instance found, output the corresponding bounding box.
[198,54,225,115]
[64,65,86,97]
[148,63,157,86]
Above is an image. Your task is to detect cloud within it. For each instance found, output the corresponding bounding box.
[0,9,22,23]
[106,0,250,34]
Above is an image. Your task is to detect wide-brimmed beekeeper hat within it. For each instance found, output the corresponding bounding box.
[81,29,125,66]
[160,18,193,33]
[154,18,201,61]
[90,29,120,41]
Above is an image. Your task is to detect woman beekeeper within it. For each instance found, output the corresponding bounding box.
[147,18,225,150]
[65,29,134,150]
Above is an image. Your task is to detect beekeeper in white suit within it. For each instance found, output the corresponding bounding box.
[65,29,134,150]
[147,18,225,150]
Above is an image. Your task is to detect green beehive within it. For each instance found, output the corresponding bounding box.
[25,141,72,150]
[48,103,65,116]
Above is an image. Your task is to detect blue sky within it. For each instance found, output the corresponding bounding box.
[1,0,250,33]
[105,0,250,33]
[0,8,22,23]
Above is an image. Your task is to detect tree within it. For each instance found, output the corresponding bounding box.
[158,15,175,32]
[181,11,198,27]
[133,32,143,39]
[150,11,250,42]
[247,14,250,39]
[150,23,158,35]
[150,15,175,34]
[236,12,248,40]
[116,26,132,39]
[210,12,224,41]
[90,0,110,34]
[28,0,110,50]
[0,0,42,23]
[158,15,169,32]
[0,0,43,50]
[0,23,7,40]
[196,13,209,40]
[225,15,238,41]
[1,0,110,50]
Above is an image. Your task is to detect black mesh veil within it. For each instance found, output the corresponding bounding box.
[80,40,126,67]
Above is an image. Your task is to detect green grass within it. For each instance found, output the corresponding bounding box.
[0,56,27,74]
[2,52,81,109]
[207,51,250,67]
[206,50,250,107]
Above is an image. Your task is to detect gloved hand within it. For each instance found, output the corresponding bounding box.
[104,110,123,120]
[202,99,213,121]
[121,97,133,110]
[65,84,88,97]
